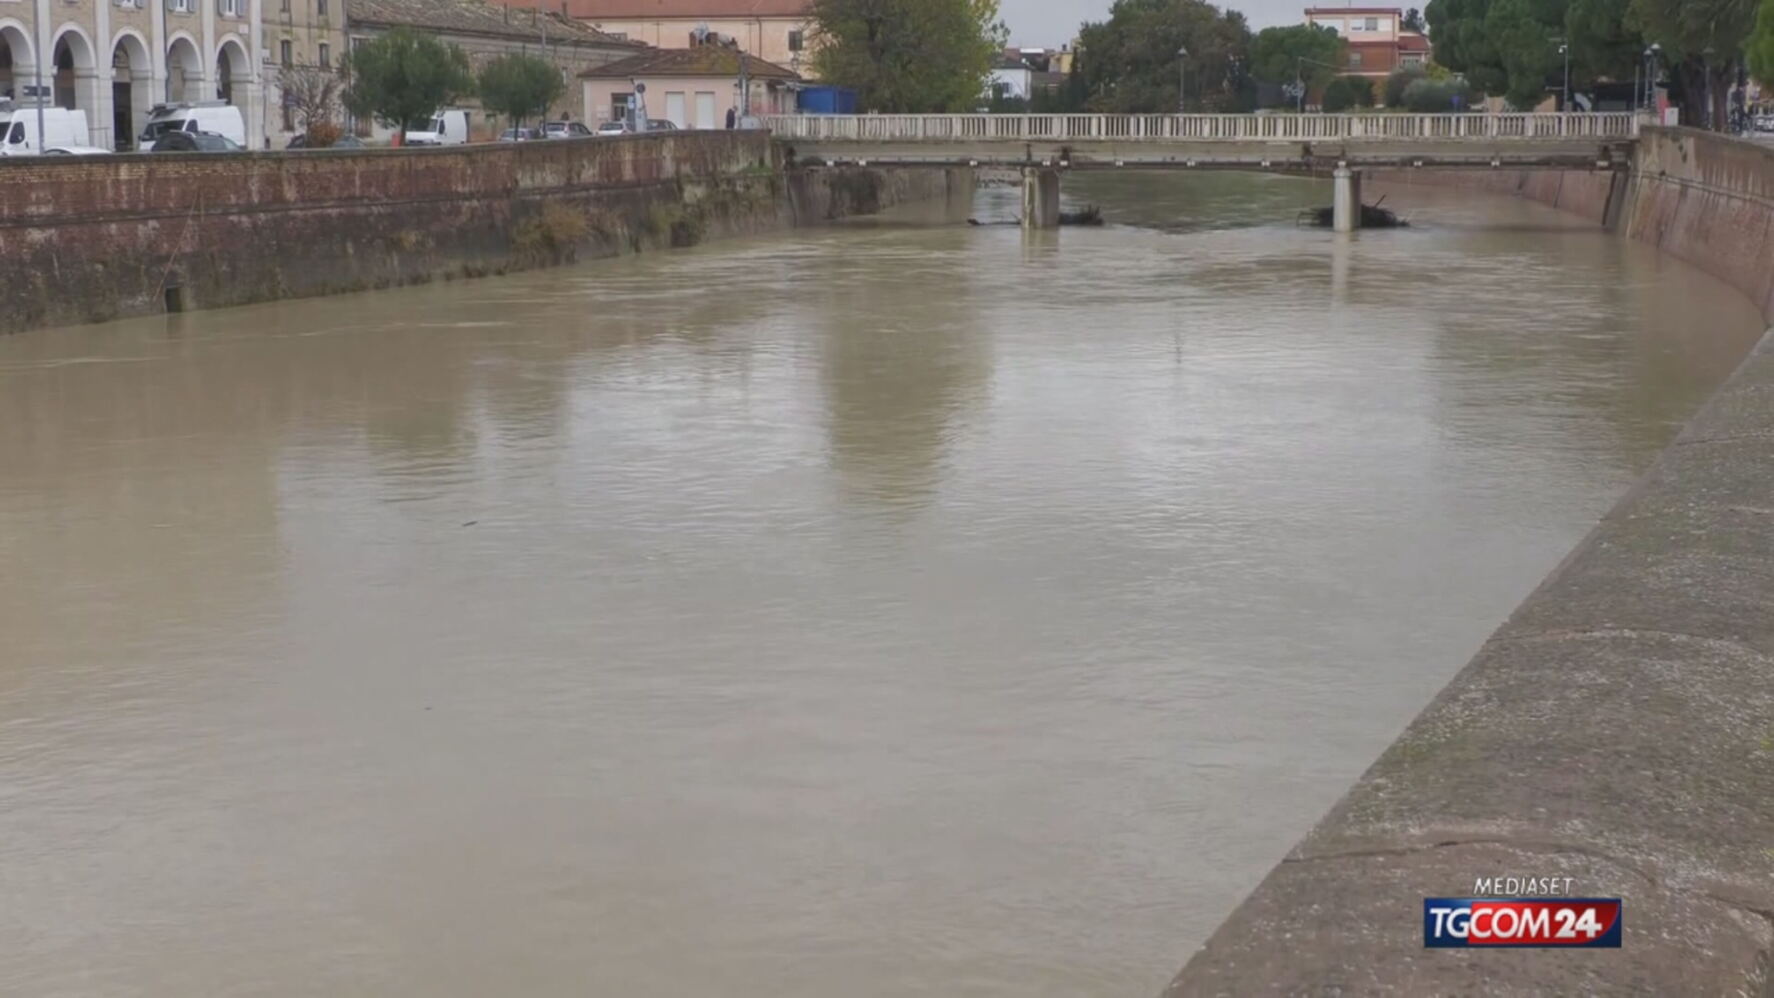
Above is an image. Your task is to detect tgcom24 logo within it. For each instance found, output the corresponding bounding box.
[1423,898,1623,948]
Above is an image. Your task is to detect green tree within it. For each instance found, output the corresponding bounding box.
[1322,74,1376,110]
[1423,0,1514,99]
[1403,76,1484,109]
[1075,0,1253,112]
[1403,7,1427,30]
[1565,0,1643,88]
[809,0,1005,112]
[1752,0,1774,85]
[340,28,474,135]
[1629,0,1757,128]
[1249,23,1345,93]
[1384,65,1428,105]
[477,53,565,130]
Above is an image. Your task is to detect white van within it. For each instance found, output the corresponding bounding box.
[404,109,470,146]
[139,101,246,149]
[0,103,92,156]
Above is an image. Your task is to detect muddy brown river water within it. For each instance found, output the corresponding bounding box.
[0,174,1765,996]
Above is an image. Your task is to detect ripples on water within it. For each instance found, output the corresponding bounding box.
[0,173,1765,997]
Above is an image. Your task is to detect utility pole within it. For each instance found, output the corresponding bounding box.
[28,24,44,153]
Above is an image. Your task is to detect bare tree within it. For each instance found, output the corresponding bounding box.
[279,64,343,144]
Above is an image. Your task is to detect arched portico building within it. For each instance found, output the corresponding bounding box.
[111,32,152,150]
[166,34,204,105]
[215,35,259,145]
[0,21,35,102]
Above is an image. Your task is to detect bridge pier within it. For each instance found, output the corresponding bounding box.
[1021,167,1061,229]
[1332,166,1363,233]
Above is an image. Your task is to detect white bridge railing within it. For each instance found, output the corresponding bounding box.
[760,113,1641,142]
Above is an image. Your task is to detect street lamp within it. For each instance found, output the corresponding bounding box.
[1557,42,1569,111]
[1644,43,1661,116]
[1177,46,1188,113]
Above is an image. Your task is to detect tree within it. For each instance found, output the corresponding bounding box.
[340,28,474,134]
[809,0,1005,112]
[1075,0,1254,112]
[1249,23,1345,93]
[1403,76,1483,109]
[477,53,565,129]
[1403,7,1427,31]
[1752,0,1774,86]
[1322,74,1376,110]
[279,64,342,145]
[1628,0,1757,128]
[1565,0,1644,90]
[1384,65,1428,105]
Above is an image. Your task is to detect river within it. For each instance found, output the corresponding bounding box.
[0,174,1764,996]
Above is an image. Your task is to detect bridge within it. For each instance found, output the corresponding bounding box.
[760,113,1642,231]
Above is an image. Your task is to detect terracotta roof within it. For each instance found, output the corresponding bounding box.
[1397,32,1431,51]
[566,0,808,17]
[578,45,799,79]
[349,0,639,46]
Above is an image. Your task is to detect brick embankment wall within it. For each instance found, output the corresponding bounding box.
[1170,129,1774,996]
[1372,127,1774,315]
[0,133,973,335]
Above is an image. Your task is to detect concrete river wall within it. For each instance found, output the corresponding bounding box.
[1171,128,1774,994]
[0,132,972,335]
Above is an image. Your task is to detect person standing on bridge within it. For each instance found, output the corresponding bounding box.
[726,107,737,130]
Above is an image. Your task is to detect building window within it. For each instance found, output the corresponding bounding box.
[170,0,191,12]
[317,0,327,15]
[280,40,291,65]
[611,92,631,122]
[1363,16,1378,30]
[282,94,294,130]
[788,29,803,52]
[280,0,288,10]
[221,0,240,16]
[318,42,329,67]
[1348,52,1362,67]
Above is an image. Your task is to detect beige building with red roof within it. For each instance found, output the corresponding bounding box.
[553,0,813,75]
[579,42,797,128]
[1303,6,1431,100]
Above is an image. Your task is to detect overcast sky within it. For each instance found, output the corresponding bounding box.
[998,0,1317,46]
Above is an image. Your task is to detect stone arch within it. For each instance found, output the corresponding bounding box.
[166,33,203,103]
[111,30,152,149]
[0,19,35,102]
[51,24,101,143]
[214,35,250,105]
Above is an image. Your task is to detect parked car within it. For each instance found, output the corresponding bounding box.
[139,100,246,149]
[44,146,113,156]
[286,133,365,149]
[404,109,470,146]
[596,120,630,135]
[497,127,539,142]
[0,104,93,156]
[540,120,594,139]
[644,119,679,132]
[150,130,243,152]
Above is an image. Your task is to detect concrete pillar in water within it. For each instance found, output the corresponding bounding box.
[1332,166,1363,233]
[1021,167,1061,229]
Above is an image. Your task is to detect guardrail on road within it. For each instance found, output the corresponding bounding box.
[760,113,1642,143]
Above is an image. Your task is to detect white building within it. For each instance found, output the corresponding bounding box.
[1,0,267,149]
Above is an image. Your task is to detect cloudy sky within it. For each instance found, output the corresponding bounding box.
[998,0,1317,46]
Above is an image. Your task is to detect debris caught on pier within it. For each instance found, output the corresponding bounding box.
[1058,206,1104,226]
[967,205,1105,227]
[1298,197,1408,229]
